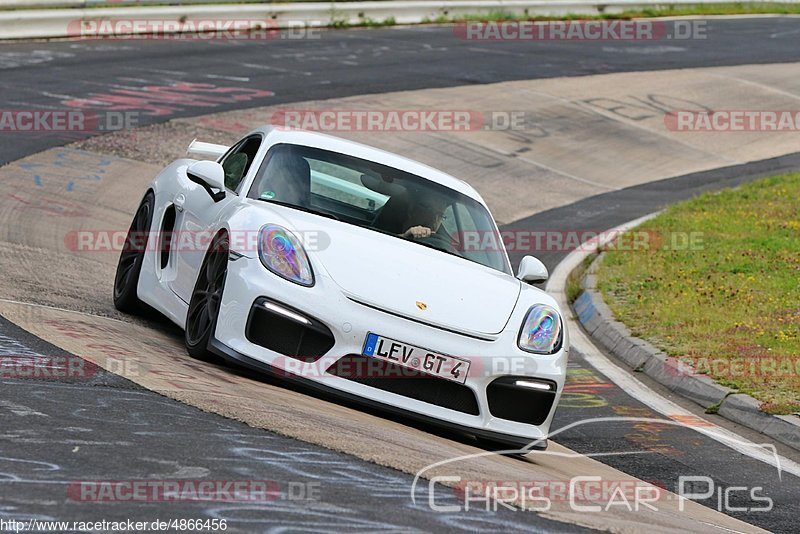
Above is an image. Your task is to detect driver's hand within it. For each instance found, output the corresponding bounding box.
[402,225,432,239]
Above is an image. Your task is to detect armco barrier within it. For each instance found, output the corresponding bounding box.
[2,0,799,40]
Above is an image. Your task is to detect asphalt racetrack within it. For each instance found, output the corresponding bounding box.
[1,18,799,533]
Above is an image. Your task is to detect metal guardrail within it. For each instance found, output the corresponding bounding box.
[3,0,798,8]
[1,0,799,40]
[0,0,289,8]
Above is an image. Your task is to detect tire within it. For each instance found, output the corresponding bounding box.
[113,192,155,315]
[185,232,229,363]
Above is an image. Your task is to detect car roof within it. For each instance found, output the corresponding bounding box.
[249,126,486,204]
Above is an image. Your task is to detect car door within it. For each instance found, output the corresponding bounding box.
[169,134,263,302]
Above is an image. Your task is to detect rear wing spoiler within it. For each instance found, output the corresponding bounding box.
[186,139,229,159]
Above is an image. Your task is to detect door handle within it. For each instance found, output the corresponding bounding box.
[174,194,186,212]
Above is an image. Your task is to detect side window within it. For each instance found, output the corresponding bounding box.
[440,204,457,236]
[450,203,476,252]
[220,136,262,192]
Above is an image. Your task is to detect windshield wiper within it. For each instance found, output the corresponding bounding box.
[256,198,339,220]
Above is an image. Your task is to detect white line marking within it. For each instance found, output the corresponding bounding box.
[707,72,800,102]
[769,27,800,38]
[135,67,187,76]
[516,155,619,191]
[39,91,78,101]
[466,46,523,57]
[0,400,48,417]
[205,74,250,82]
[547,214,800,479]
[116,77,152,84]
[242,63,312,76]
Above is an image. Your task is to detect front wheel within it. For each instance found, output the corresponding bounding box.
[185,232,229,363]
[113,192,154,314]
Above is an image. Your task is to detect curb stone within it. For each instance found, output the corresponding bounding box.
[572,253,800,453]
[718,394,775,434]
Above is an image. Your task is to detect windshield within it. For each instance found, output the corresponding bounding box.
[248,143,511,275]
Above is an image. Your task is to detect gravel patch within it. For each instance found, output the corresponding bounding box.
[70,120,241,167]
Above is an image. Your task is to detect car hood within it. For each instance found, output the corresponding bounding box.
[257,204,521,336]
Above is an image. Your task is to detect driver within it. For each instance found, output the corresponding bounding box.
[400,193,448,240]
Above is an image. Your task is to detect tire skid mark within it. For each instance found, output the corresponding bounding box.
[0,298,767,533]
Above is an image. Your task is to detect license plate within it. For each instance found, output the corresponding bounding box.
[362,333,470,384]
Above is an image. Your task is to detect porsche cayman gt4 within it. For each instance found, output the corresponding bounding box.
[113,126,568,448]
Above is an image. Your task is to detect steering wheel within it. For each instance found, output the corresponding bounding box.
[417,231,459,254]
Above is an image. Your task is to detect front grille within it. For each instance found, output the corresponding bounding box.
[326,354,480,415]
[486,376,557,425]
[246,298,334,362]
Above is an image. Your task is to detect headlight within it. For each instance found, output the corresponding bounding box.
[258,224,314,286]
[518,304,563,354]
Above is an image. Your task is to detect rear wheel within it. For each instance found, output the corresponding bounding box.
[113,192,154,314]
[185,232,229,363]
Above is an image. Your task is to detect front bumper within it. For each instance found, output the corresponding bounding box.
[212,256,568,448]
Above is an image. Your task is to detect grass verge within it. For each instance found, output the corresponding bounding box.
[418,3,800,24]
[596,173,800,415]
[567,252,597,305]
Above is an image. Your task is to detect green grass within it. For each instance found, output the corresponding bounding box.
[329,15,396,28]
[596,173,800,415]
[614,2,800,17]
[12,2,800,30]
[567,253,597,304]
[420,3,800,24]
[8,0,800,21]
[351,3,800,29]
[68,3,800,18]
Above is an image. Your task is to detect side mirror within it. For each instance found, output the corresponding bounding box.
[187,161,226,201]
[517,256,548,284]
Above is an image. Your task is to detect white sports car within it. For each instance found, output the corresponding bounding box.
[113,126,568,448]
